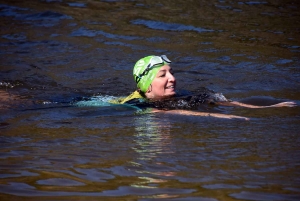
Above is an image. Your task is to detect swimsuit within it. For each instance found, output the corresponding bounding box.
[121,89,230,110]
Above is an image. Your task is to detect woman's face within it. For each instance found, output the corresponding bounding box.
[145,65,176,99]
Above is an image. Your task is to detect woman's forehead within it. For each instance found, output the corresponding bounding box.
[158,65,172,71]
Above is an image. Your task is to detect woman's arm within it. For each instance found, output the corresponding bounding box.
[151,109,249,120]
[218,101,296,108]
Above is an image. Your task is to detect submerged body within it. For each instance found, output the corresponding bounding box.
[120,88,229,110]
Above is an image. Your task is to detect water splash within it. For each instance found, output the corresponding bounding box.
[74,95,117,107]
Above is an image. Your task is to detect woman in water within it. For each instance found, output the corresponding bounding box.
[118,55,296,119]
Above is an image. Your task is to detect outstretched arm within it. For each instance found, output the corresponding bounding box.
[151,109,249,120]
[218,101,296,108]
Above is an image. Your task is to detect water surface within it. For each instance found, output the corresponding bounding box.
[0,0,300,200]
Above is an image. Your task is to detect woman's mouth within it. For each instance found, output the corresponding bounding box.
[165,85,175,89]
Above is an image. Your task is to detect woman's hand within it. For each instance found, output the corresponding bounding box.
[269,101,297,108]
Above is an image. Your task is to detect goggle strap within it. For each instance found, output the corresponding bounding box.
[135,75,141,84]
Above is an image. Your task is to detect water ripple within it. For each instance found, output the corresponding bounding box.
[0,4,28,18]
[70,27,140,40]
[36,178,84,186]
[131,19,214,33]
[23,11,72,21]
[67,2,86,8]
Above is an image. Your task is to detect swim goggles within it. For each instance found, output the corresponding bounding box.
[135,55,171,84]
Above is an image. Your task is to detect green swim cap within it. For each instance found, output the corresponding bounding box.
[133,55,170,93]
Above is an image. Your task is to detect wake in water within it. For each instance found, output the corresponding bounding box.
[74,95,117,107]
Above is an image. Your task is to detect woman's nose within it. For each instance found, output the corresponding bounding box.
[168,72,175,82]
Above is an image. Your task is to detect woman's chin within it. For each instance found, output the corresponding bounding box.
[164,91,176,97]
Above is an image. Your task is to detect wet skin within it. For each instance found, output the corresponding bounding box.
[145,65,176,99]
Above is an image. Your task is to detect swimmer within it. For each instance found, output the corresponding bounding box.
[120,55,296,119]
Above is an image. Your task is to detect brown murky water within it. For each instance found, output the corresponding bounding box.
[0,0,300,200]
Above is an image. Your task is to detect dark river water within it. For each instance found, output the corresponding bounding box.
[0,0,300,200]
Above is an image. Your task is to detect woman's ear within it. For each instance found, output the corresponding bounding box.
[144,85,153,99]
[146,84,152,93]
